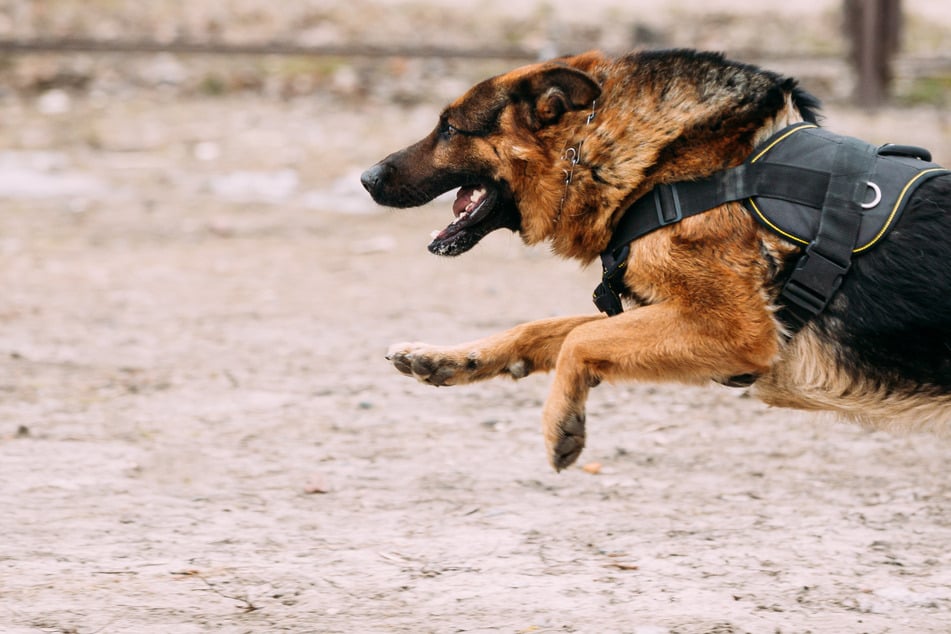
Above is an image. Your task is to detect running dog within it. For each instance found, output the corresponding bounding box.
[361,49,951,471]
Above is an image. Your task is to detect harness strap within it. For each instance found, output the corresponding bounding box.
[594,156,834,317]
[777,138,876,329]
[600,162,830,260]
[593,122,945,332]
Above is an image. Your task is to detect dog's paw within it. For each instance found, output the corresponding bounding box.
[385,342,471,386]
[544,409,587,472]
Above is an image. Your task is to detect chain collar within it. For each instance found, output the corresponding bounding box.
[556,100,598,222]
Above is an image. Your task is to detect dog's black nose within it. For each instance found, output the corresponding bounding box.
[360,163,390,195]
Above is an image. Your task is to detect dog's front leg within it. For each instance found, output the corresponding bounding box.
[386,315,604,386]
[543,303,776,471]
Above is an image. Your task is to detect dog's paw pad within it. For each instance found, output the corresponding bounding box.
[547,411,586,472]
[551,433,585,472]
[385,342,461,386]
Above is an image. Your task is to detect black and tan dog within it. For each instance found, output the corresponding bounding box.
[361,49,951,471]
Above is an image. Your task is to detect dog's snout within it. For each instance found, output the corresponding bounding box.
[360,163,391,195]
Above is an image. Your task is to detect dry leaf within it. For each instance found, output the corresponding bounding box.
[582,462,602,475]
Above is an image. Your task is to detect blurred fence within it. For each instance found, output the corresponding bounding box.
[2,36,950,97]
[0,38,540,61]
[2,35,951,67]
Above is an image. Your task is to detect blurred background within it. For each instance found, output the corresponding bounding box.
[0,0,949,216]
[2,3,951,632]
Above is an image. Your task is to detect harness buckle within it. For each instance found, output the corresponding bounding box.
[593,244,630,316]
[653,184,683,226]
[779,245,850,327]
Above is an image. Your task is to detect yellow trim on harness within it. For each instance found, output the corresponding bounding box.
[749,124,818,163]
[853,167,948,253]
[747,198,810,245]
[747,124,945,254]
[745,124,817,247]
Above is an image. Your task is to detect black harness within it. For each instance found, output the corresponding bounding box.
[593,122,950,331]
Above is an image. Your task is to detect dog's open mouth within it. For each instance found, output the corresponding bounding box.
[428,183,506,256]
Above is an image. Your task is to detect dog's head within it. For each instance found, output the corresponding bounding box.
[361,56,603,256]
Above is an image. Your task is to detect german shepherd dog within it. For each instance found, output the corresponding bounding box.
[361,49,951,471]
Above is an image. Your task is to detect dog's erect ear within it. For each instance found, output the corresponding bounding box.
[517,66,602,127]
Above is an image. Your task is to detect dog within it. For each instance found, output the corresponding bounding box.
[361,49,951,471]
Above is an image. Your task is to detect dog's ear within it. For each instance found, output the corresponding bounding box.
[517,66,601,127]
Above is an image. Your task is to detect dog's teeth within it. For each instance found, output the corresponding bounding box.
[430,229,441,239]
[470,188,485,204]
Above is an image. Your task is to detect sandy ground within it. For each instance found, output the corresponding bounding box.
[2,5,951,631]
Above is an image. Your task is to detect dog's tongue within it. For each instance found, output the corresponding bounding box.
[453,186,477,217]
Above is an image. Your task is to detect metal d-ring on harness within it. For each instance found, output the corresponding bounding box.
[593,123,950,333]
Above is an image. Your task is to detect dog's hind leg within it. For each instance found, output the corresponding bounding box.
[542,302,777,470]
[386,315,604,387]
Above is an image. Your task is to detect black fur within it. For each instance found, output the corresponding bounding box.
[816,175,951,391]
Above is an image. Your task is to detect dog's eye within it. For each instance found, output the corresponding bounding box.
[440,123,458,141]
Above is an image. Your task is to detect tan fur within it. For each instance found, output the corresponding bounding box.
[754,330,951,435]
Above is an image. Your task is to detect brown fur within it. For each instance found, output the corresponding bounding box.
[362,49,951,470]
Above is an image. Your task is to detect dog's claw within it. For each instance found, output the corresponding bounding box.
[389,351,414,376]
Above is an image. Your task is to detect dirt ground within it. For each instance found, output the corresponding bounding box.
[2,3,951,633]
